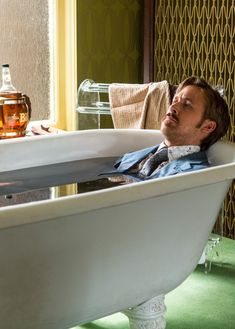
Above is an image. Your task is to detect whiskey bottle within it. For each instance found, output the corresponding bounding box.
[0,64,29,138]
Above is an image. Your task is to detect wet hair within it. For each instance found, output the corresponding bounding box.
[176,76,231,150]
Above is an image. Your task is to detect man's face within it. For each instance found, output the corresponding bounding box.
[160,85,215,146]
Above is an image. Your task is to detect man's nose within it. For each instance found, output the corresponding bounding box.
[169,103,178,114]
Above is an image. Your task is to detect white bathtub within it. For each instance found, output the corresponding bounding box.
[0,129,234,329]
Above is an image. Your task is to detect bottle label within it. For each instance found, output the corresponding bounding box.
[19,112,28,123]
[0,103,29,138]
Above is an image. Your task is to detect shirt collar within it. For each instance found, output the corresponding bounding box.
[167,145,201,161]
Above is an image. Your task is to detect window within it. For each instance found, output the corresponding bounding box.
[0,0,77,131]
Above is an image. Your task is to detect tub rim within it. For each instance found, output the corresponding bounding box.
[0,161,234,229]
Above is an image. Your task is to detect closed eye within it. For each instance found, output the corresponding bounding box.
[182,100,193,108]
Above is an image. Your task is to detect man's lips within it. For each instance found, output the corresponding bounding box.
[163,113,179,123]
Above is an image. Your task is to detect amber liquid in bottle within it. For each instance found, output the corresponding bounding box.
[0,64,29,139]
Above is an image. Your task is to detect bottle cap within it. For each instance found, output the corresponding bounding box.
[2,64,9,68]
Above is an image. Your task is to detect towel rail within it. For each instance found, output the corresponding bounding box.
[76,79,111,115]
[76,79,225,117]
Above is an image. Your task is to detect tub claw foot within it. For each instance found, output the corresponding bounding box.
[123,294,166,329]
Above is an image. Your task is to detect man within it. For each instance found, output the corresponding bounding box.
[112,76,230,181]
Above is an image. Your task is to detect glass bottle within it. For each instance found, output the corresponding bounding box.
[0,64,29,138]
[0,64,22,98]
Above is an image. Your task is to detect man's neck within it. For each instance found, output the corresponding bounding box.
[164,139,200,148]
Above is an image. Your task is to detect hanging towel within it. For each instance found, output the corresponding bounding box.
[109,80,170,129]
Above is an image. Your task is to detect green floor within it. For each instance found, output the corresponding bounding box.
[72,237,235,329]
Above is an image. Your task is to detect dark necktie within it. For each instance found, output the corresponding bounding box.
[140,147,168,177]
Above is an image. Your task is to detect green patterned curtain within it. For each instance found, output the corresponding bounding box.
[154,0,235,238]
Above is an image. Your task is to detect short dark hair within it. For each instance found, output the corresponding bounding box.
[176,76,231,150]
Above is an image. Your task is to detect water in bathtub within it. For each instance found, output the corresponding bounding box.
[0,157,134,208]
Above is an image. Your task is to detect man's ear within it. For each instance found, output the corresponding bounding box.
[201,119,217,135]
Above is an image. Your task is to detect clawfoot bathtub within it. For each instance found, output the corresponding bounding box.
[0,129,234,329]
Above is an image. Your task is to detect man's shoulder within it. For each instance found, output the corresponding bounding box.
[114,144,160,171]
[149,150,210,179]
